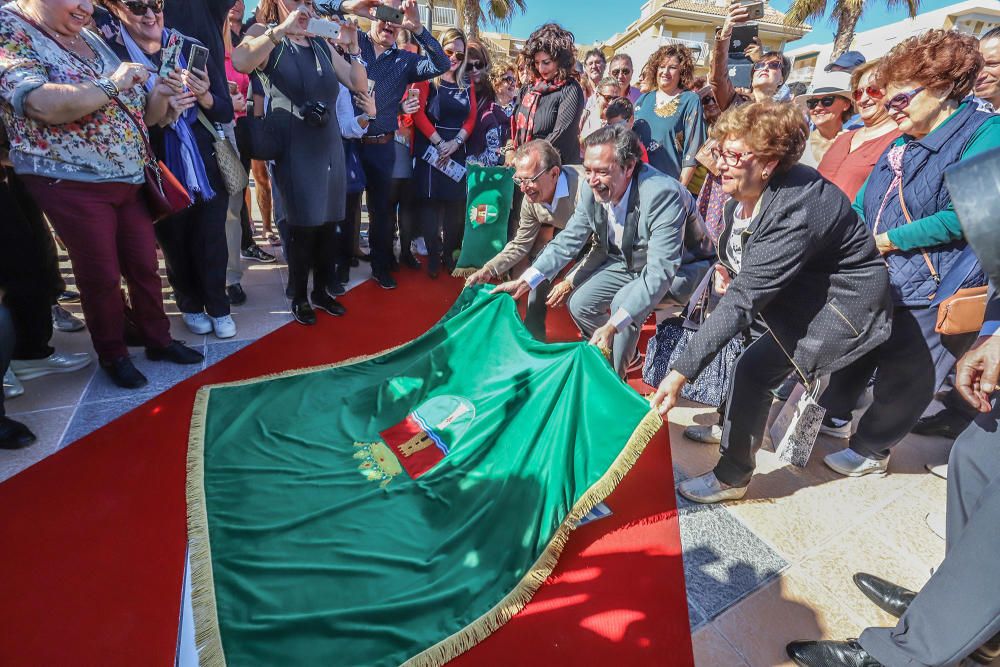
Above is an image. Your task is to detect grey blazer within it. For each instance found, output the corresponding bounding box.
[673,164,894,382]
[531,163,714,325]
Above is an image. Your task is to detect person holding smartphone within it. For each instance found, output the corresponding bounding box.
[233,0,366,325]
[94,0,240,342]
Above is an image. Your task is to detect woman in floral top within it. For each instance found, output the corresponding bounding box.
[0,0,203,389]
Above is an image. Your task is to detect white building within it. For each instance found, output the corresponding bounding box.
[785,0,1000,86]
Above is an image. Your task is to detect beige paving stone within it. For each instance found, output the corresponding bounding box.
[692,623,750,666]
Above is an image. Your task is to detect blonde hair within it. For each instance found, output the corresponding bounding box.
[439,28,469,90]
[711,101,808,174]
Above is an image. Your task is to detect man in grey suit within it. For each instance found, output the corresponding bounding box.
[493,125,714,376]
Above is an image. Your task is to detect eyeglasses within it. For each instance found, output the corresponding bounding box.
[500,75,515,85]
[512,168,551,186]
[883,86,925,112]
[597,91,619,102]
[467,60,486,72]
[611,68,631,77]
[120,0,163,15]
[701,95,717,106]
[710,147,754,166]
[805,95,841,110]
[852,85,884,102]
[751,60,782,72]
[444,48,465,61]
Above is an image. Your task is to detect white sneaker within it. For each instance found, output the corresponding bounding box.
[819,417,852,439]
[925,463,948,479]
[677,471,748,504]
[412,237,428,256]
[823,448,889,477]
[10,351,93,380]
[211,315,237,339]
[3,368,24,399]
[684,423,723,444]
[182,312,213,335]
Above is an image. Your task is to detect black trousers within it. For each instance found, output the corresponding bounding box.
[337,192,363,284]
[289,221,336,303]
[0,303,13,418]
[389,177,418,260]
[0,172,58,360]
[359,140,396,274]
[419,199,465,272]
[155,192,231,318]
[715,331,796,487]
[820,305,973,460]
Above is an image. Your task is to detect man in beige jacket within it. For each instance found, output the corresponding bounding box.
[466,140,599,340]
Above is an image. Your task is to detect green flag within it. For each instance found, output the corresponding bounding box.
[452,166,515,277]
[187,287,661,666]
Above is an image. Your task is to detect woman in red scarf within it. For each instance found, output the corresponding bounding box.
[511,23,585,165]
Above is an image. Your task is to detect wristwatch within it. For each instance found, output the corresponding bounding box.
[454,136,464,145]
[265,27,281,46]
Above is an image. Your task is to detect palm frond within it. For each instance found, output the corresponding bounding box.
[883,0,921,18]
[784,0,829,26]
[486,0,526,27]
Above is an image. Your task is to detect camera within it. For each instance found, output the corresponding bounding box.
[302,101,331,128]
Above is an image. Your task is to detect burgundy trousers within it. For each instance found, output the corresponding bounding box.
[20,176,171,362]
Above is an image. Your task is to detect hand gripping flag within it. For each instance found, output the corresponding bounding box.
[452,165,515,277]
[186,287,662,666]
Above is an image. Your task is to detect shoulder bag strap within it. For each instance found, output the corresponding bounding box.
[897,178,941,286]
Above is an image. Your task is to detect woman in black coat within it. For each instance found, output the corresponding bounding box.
[650,101,893,504]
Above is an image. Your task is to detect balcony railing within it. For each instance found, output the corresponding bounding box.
[660,36,709,65]
[418,4,459,28]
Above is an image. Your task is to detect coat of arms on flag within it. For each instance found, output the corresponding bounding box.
[469,203,499,226]
[186,288,662,666]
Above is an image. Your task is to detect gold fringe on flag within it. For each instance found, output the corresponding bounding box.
[450,266,478,279]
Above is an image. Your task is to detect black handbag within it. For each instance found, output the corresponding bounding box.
[242,90,283,162]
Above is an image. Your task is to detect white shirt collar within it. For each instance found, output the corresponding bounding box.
[541,171,570,213]
[605,180,632,224]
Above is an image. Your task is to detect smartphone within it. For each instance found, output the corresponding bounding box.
[367,79,377,96]
[307,17,342,40]
[373,4,405,25]
[227,80,238,95]
[159,34,181,77]
[740,0,765,20]
[729,24,759,54]
[406,87,419,102]
[187,44,209,74]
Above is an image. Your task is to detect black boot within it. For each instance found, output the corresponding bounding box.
[852,573,916,618]
[786,639,883,666]
[0,416,37,449]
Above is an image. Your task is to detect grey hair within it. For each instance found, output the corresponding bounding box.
[609,53,634,67]
[597,76,620,91]
[513,139,562,172]
[582,125,642,168]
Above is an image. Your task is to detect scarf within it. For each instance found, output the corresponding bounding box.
[121,27,214,202]
[872,143,907,233]
[512,78,567,147]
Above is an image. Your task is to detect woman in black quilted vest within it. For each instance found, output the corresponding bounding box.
[819,30,1000,478]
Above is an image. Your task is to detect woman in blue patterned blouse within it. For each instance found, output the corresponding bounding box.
[633,44,706,187]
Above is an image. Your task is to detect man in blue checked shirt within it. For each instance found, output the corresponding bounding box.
[322,0,449,289]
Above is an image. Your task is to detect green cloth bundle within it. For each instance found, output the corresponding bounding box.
[452,165,515,277]
[187,287,661,666]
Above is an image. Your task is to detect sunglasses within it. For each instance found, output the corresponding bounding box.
[852,85,884,102]
[444,48,465,61]
[512,168,551,186]
[710,148,754,166]
[883,86,925,112]
[701,95,717,106]
[611,68,631,76]
[120,0,163,15]
[805,95,841,110]
[752,60,782,72]
[467,60,486,72]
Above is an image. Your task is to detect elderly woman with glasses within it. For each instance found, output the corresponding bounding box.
[817,29,1000,479]
[649,101,892,503]
[816,60,900,200]
[633,43,705,186]
[0,0,205,389]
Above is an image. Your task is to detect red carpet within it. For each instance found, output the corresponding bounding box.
[0,272,691,666]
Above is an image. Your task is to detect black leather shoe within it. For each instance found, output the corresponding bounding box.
[226,283,247,306]
[292,300,316,325]
[0,416,37,449]
[101,356,149,389]
[786,639,883,666]
[372,271,397,290]
[312,292,346,317]
[145,340,204,365]
[853,573,916,619]
[911,411,967,439]
[401,253,421,270]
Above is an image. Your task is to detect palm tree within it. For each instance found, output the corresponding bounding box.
[455,0,527,40]
[785,0,920,59]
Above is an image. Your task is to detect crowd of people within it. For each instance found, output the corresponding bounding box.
[0,0,998,663]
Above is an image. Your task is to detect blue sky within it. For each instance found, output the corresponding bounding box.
[246,0,963,49]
